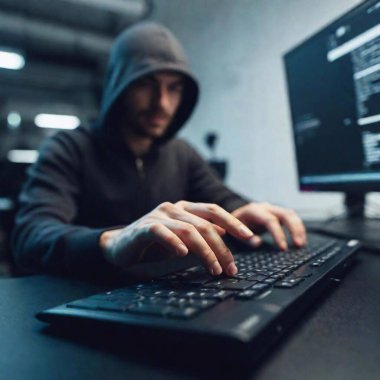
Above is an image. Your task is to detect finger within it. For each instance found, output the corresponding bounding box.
[166,209,237,276]
[177,201,255,241]
[212,224,226,236]
[250,207,288,250]
[264,205,307,247]
[139,223,189,257]
[265,217,288,250]
[245,234,263,248]
[165,220,227,276]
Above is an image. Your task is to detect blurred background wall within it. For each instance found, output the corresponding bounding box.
[151,0,363,218]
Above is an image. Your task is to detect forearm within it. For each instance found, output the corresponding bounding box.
[12,220,115,277]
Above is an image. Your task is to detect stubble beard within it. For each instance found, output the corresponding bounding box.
[133,109,172,138]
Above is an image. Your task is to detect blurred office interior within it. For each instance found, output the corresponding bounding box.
[0,0,364,276]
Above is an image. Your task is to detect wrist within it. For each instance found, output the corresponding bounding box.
[99,229,122,253]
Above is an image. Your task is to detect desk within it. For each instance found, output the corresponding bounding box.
[0,251,379,380]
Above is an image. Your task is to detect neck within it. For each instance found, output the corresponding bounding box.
[123,129,153,156]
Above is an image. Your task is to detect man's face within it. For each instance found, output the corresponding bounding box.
[122,71,184,139]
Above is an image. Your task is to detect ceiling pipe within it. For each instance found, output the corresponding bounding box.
[61,0,150,19]
[0,10,113,60]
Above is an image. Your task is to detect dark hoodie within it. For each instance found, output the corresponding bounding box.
[12,22,248,277]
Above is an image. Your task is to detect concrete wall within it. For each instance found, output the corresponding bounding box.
[150,0,366,218]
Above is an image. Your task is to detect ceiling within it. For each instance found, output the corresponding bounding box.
[0,0,152,154]
[0,0,152,64]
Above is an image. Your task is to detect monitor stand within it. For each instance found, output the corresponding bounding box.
[312,192,380,252]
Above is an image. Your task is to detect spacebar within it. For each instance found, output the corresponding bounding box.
[204,279,253,290]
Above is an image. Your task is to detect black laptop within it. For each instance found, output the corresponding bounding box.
[37,231,360,363]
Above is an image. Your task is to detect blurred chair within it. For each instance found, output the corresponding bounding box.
[205,132,228,181]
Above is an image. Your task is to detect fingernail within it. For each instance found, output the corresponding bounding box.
[281,240,288,250]
[246,235,261,247]
[240,225,253,238]
[211,261,222,276]
[252,236,261,245]
[300,235,307,246]
[176,243,188,256]
[227,262,238,276]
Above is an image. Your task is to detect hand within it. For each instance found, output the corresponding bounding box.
[100,201,256,276]
[232,202,307,250]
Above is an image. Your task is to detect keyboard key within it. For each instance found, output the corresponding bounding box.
[175,289,232,301]
[270,273,286,280]
[250,283,270,292]
[262,277,278,285]
[204,279,253,290]
[181,272,214,285]
[167,307,200,319]
[246,274,267,282]
[186,299,217,309]
[235,290,259,300]
[132,295,217,311]
[211,290,235,300]
[233,273,252,280]
[128,303,200,319]
[274,278,304,288]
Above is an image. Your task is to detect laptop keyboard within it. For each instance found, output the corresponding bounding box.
[66,235,350,320]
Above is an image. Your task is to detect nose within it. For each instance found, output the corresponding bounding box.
[154,86,170,110]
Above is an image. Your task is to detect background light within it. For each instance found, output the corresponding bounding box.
[34,114,80,129]
[0,50,25,70]
[7,150,39,164]
[7,112,22,129]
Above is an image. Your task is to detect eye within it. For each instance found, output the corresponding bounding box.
[169,82,184,95]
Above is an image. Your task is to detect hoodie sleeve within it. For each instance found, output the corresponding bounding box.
[181,141,250,212]
[12,132,116,278]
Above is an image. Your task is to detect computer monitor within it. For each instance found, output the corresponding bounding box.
[284,0,380,247]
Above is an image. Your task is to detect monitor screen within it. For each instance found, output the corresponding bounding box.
[284,0,380,192]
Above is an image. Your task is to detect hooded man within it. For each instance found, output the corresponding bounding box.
[12,22,306,279]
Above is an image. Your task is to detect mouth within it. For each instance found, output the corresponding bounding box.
[145,113,170,127]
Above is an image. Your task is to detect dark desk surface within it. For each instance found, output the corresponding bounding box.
[0,251,379,380]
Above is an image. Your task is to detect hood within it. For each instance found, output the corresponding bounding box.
[95,21,199,142]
